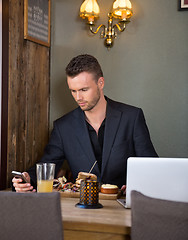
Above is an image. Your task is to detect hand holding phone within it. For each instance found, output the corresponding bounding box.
[12,171,28,183]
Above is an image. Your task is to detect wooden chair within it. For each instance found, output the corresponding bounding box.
[0,191,63,240]
[131,190,188,240]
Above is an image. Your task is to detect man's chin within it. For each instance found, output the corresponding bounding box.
[81,107,89,111]
[79,105,87,111]
[80,106,93,112]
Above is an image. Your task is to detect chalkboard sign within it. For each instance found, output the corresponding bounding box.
[24,0,51,47]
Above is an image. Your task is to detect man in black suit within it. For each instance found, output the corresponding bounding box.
[12,54,158,192]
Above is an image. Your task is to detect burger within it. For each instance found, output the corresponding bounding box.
[75,172,97,188]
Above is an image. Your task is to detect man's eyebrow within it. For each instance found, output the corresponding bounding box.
[70,87,89,91]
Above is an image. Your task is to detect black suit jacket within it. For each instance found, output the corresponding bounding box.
[28,97,158,188]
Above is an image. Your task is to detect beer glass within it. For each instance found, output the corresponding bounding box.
[36,163,55,192]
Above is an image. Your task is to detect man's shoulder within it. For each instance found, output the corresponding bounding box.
[54,107,82,125]
[107,97,141,113]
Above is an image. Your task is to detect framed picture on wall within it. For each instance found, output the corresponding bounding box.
[178,0,188,11]
[24,0,51,47]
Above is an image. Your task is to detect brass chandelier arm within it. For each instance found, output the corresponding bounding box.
[89,24,106,34]
[114,22,127,33]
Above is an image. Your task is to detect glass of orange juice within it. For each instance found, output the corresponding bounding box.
[36,163,55,192]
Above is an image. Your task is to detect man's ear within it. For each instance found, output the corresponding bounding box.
[98,77,105,89]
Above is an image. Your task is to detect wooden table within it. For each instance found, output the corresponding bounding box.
[61,197,131,240]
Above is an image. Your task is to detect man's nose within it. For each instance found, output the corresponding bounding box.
[76,92,82,101]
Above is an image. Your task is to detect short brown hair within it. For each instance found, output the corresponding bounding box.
[65,54,103,82]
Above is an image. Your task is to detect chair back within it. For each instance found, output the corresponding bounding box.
[131,190,188,240]
[0,191,63,240]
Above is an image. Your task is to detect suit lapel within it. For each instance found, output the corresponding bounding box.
[70,108,100,177]
[101,99,122,177]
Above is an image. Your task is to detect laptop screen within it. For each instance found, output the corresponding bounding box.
[124,157,188,208]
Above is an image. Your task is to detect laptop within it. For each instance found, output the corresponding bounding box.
[117,157,188,208]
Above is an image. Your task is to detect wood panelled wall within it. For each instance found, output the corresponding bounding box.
[6,0,50,187]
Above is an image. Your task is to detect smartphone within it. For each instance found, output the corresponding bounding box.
[11,171,28,183]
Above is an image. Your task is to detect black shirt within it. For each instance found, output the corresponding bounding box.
[86,119,105,172]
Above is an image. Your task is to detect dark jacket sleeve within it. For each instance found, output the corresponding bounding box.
[27,121,66,187]
[133,109,158,157]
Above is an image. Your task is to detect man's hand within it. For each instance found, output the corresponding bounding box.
[12,172,36,192]
[121,185,126,195]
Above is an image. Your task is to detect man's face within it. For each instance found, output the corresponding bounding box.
[67,72,104,112]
